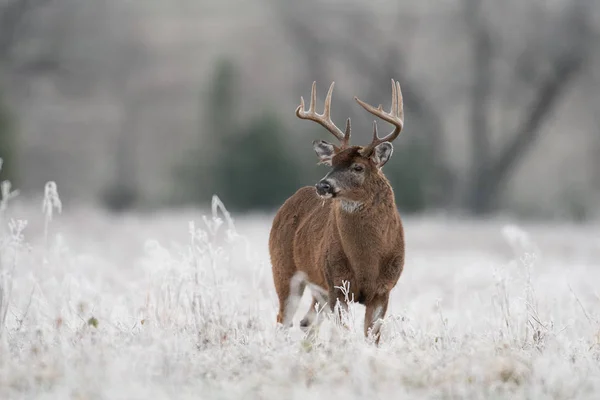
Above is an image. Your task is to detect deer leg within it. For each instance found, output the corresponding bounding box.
[274,276,291,326]
[299,297,319,330]
[276,271,306,328]
[299,279,330,330]
[364,293,390,345]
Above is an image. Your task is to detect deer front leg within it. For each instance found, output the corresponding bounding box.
[378,256,404,293]
[364,292,389,345]
[364,257,402,344]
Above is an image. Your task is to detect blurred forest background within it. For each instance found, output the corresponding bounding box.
[0,0,599,220]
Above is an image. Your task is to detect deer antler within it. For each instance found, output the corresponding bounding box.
[296,81,351,149]
[354,79,404,156]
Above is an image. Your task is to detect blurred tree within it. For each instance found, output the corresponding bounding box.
[0,90,16,183]
[212,112,302,211]
[207,58,238,139]
[0,0,65,188]
[463,0,593,214]
[0,0,45,186]
[385,139,433,213]
[200,58,240,196]
[0,0,60,74]
[177,58,303,211]
[175,58,240,203]
[100,31,150,212]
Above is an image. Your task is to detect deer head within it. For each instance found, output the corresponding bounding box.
[295,80,404,203]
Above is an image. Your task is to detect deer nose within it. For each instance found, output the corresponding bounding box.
[316,180,333,196]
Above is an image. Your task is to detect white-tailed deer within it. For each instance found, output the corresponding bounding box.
[269,79,406,344]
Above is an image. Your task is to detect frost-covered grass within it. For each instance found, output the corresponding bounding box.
[1,182,600,398]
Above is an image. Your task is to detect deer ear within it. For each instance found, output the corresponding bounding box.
[372,142,393,168]
[313,140,335,165]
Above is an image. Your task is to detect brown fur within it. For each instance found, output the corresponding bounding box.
[269,145,405,344]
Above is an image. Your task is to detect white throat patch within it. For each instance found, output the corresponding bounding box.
[340,199,363,213]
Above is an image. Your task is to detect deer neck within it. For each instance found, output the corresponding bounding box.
[339,199,365,213]
[332,178,397,257]
[334,175,396,217]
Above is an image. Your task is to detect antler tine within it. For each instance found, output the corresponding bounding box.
[372,120,378,142]
[340,118,351,149]
[310,81,317,113]
[354,79,404,155]
[323,81,333,119]
[295,81,347,144]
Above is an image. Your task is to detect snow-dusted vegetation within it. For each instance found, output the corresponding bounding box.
[1,177,599,399]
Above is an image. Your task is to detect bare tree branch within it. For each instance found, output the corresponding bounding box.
[465,0,592,214]
[490,51,588,191]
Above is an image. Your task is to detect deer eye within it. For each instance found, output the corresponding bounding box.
[352,164,364,172]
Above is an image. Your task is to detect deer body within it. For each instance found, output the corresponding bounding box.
[269,80,407,343]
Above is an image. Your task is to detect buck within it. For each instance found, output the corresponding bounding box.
[269,79,406,344]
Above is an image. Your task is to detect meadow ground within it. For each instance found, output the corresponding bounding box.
[1,191,599,399]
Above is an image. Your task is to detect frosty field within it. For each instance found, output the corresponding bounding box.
[1,192,600,399]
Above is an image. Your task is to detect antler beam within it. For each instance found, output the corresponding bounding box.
[354,79,404,156]
[296,81,351,149]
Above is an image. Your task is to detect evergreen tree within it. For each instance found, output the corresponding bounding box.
[385,139,432,213]
[212,112,301,211]
[176,58,303,211]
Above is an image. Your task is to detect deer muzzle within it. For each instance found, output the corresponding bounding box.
[315,179,335,197]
